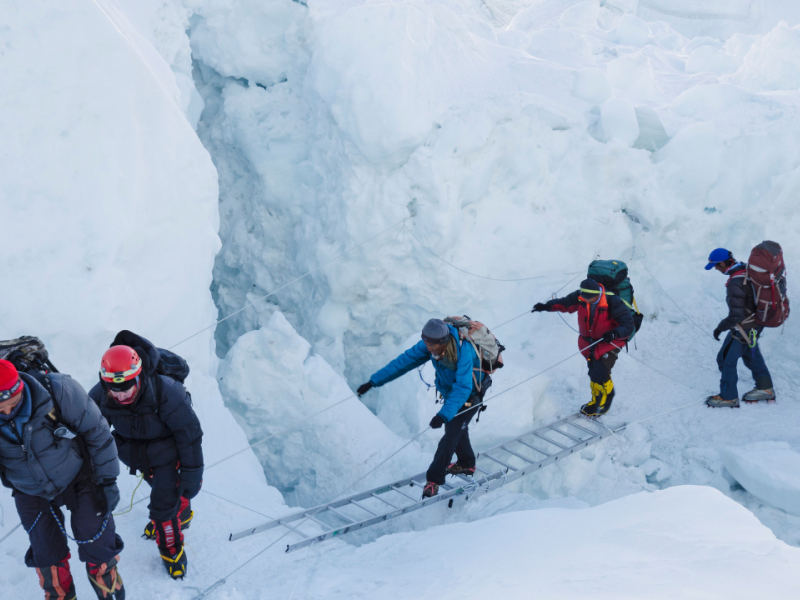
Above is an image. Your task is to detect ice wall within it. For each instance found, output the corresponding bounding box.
[0,2,281,596]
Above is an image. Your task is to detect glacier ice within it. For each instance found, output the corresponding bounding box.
[721,442,800,516]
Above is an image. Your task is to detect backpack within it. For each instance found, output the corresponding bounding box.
[443,316,505,375]
[0,336,58,375]
[744,241,790,328]
[587,260,644,340]
[111,330,190,384]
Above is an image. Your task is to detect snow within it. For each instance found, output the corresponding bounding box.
[5,0,800,598]
[721,442,800,516]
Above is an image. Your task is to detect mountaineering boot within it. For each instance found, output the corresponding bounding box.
[705,395,740,408]
[422,482,439,498]
[446,463,476,477]
[86,555,125,600]
[144,498,193,540]
[36,553,76,600]
[596,380,615,416]
[742,387,776,403]
[154,515,187,579]
[581,382,603,416]
[178,497,193,531]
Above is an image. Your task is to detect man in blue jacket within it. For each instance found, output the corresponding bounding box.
[357,319,487,498]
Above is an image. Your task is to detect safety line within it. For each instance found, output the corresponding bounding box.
[168,218,409,351]
[404,224,561,282]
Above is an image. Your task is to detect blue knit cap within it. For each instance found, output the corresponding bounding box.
[421,319,449,344]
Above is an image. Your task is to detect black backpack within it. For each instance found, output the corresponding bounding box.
[0,336,58,376]
[111,330,190,384]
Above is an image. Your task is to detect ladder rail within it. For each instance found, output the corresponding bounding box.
[229,414,624,548]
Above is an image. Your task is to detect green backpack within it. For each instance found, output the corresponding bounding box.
[587,260,643,340]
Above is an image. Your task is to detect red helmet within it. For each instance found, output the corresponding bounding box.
[100,345,142,391]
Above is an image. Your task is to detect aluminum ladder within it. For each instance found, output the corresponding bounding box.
[229,413,622,552]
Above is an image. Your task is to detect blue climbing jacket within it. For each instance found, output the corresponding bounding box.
[369,325,484,422]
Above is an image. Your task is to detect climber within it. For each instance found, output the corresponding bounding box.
[89,331,203,580]
[532,278,634,416]
[704,248,775,408]
[356,318,489,498]
[0,359,124,600]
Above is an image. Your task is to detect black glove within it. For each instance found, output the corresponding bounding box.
[429,415,445,429]
[601,330,619,344]
[179,466,203,499]
[96,480,120,515]
[713,328,723,341]
[356,382,373,397]
[532,302,549,313]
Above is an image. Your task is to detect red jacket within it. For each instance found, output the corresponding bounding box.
[547,287,634,359]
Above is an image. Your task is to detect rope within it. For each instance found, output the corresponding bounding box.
[168,218,409,351]
[113,473,145,516]
[204,393,357,472]
[404,225,565,283]
[50,506,110,545]
[614,398,706,432]
[637,258,714,340]
[201,489,274,520]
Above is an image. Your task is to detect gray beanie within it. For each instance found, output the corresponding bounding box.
[421,318,449,344]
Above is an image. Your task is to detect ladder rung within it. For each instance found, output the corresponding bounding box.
[371,492,399,509]
[533,432,568,450]
[517,439,551,457]
[306,514,330,529]
[481,453,519,471]
[474,465,490,475]
[392,485,420,503]
[328,506,356,523]
[349,499,378,516]
[565,420,596,436]
[547,426,582,443]
[500,445,536,464]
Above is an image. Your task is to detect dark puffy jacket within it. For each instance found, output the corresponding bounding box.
[716,263,755,340]
[547,288,635,359]
[0,373,118,499]
[89,338,203,475]
[369,324,485,422]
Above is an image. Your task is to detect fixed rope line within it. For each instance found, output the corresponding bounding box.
[614,398,706,432]
[204,393,358,471]
[637,258,715,340]
[168,218,409,351]
[404,225,557,283]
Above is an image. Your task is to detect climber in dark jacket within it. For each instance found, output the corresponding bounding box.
[704,248,774,408]
[89,331,202,580]
[0,359,124,600]
[533,278,634,416]
[356,319,489,499]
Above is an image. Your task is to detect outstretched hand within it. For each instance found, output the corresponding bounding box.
[532,302,549,313]
[356,382,373,397]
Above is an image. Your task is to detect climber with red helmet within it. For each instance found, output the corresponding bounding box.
[89,331,203,580]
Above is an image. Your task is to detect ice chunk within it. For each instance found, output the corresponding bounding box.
[721,442,800,516]
[219,312,428,506]
[685,46,740,75]
[559,1,600,30]
[632,106,670,151]
[607,54,659,100]
[616,14,652,47]
[671,83,755,119]
[732,22,800,92]
[601,97,640,145]
[572,68,613,103]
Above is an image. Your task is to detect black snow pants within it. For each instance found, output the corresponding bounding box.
[14,470,123,568]
[426,400,478,486]
[145,460,184,522]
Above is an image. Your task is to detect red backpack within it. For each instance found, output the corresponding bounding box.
[745,241,789,328]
